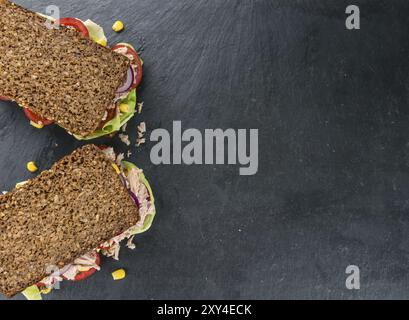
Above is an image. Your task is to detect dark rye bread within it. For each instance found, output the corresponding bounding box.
[0,0,130,136]
[0,145,139,297]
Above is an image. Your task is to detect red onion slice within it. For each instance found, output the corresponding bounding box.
[119,173,140,209]
[119,173,127,186]
[116,67,134,94]
[129,190,141,209]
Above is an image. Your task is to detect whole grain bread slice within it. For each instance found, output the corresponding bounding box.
[0,144,139,297]
[0,0,130,136]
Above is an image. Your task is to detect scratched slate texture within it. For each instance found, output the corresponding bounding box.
[1,0,409,300]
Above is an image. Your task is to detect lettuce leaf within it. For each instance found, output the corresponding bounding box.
[21,285,42,300]
[83,19,107,44]
[74,89,136,140]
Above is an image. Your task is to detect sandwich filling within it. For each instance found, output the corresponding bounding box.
[21,148,155,300]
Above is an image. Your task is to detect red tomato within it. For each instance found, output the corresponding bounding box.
[0,96,9,101]
[23,107,54,126]
[56,18,90,39]
[112,44,143,89]
[36,278,57,290]
[73,253,101,281]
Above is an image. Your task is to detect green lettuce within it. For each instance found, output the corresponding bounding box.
[21,285,42,300]
[83,19,107,44]
[74,89,136,140]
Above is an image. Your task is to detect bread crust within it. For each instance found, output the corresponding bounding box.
[0,145,139,297]
[0,1,130,136]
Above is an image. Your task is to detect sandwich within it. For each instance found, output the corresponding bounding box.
[0,144,156,299]
[0,0,143,140]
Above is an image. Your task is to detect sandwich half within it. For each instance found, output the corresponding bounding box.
[0,144,155,299]
[0,0,143,139]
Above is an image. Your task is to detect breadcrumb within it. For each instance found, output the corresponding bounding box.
[127,235,136,250]
[136,122,147,147]
[136,138,146,147]
[116,153,125,165]
[119,134,131,146]
[137,122,146,133]
[137,102,144,114]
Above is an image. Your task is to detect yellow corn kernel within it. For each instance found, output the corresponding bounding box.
[112,20,124,33]
[119,103,129,113]
[112,268,126,280]
[40,287,52,295]
[30,121,44,129]
[77,266,93,272]
[112,163,121,174]
[96,38,107,47]
[27,161,38,173]
[15,181,28,189]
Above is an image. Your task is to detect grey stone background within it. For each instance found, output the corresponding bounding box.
[1,0,409,299]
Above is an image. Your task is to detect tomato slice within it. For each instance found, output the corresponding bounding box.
[0,96,9,101]
[112,44,143,89]
[23,107,54,126]
[56,18,89,39]
[36,277,58,290]
[73,253,101,281]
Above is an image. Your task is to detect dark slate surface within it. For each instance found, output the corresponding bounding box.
[1,0,409,299]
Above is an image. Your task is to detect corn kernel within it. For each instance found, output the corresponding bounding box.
[27,161,38,173]
[96,38,107,46]
[16,181,28,189]
[112,20,124,33]
[40,287,52,295]
[30,121,44,129]
[77,266,93,272]
[112,163,121,174]
[119,103,129,113]
[112,268,126,280]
